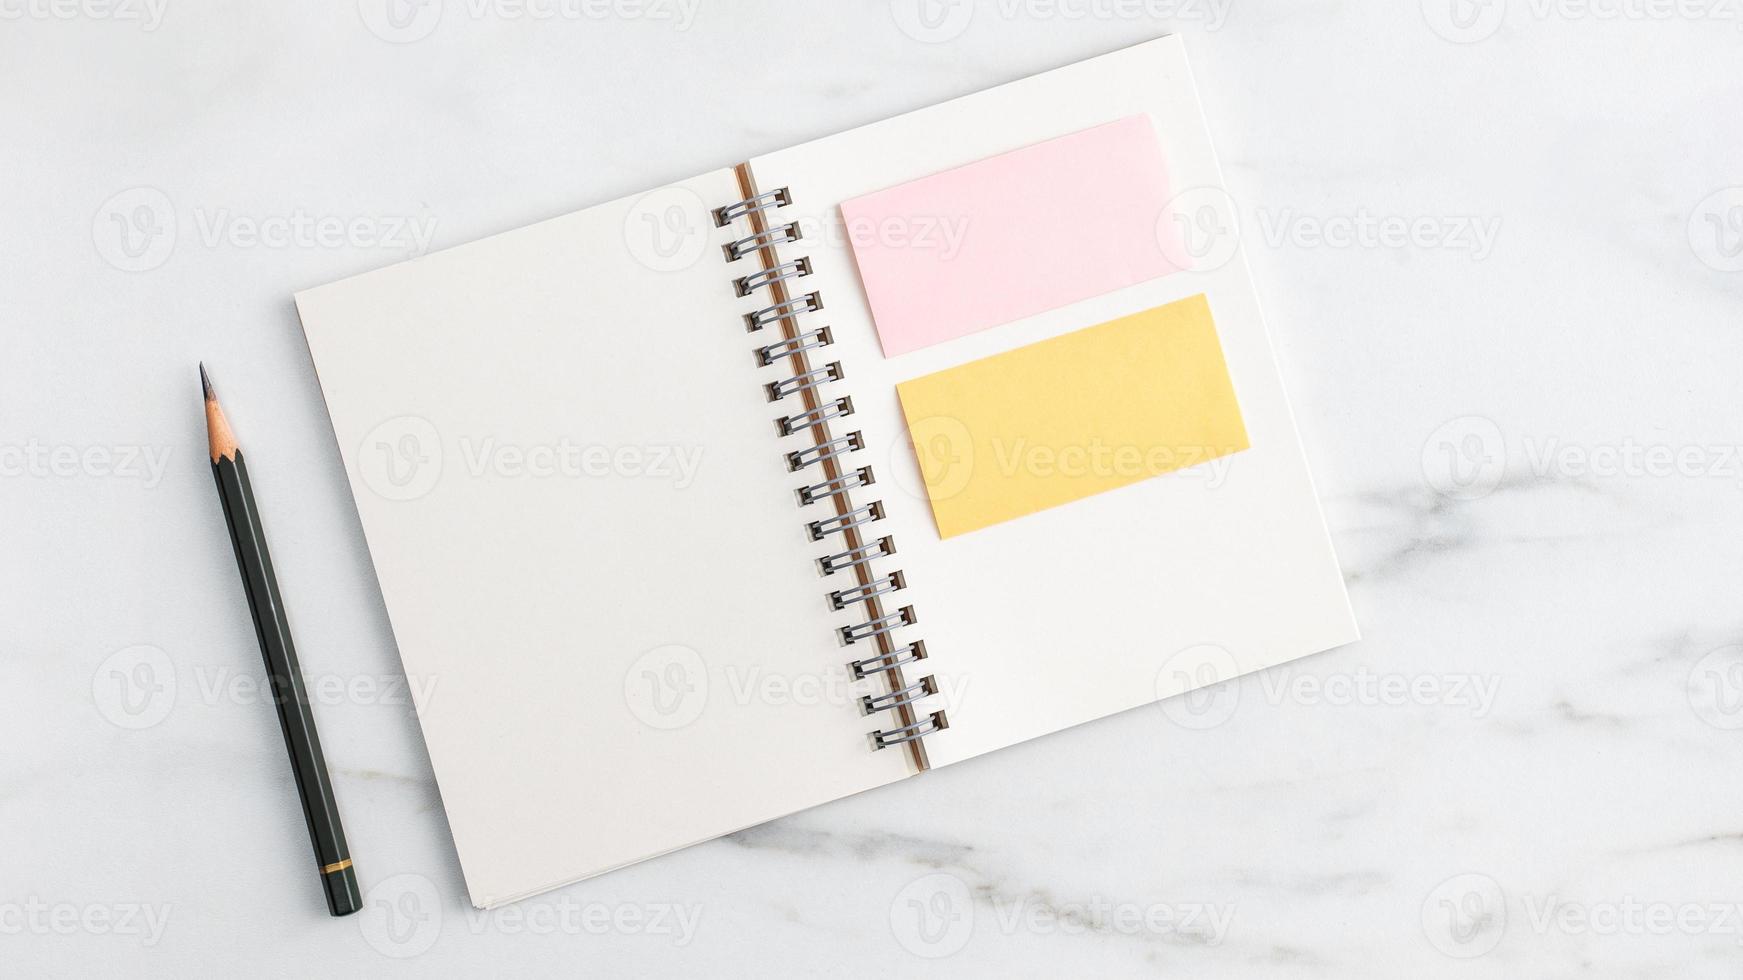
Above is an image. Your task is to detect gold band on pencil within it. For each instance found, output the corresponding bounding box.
[321,859,353,874]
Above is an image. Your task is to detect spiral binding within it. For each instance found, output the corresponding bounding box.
[797,466,873,507]
[724,222,801,262]
[734,258,812,298]
[807,501,883,541]
[718,181,946,760]
[766,362,842,402]
[746,292,822,333]
[850,640,926,680]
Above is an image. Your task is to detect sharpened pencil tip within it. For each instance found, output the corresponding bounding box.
[202,362,238,460]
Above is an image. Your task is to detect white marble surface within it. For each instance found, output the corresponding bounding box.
[6,1,1743,975]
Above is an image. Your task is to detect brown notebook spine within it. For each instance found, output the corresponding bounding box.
[719,166,946,770]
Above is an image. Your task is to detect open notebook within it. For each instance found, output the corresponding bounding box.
[295,36,1358,908]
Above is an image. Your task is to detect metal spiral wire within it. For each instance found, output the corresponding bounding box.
[718,186,946,753]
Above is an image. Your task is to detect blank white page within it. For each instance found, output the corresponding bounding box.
[750,37,1359,767]
[295,169,911,907]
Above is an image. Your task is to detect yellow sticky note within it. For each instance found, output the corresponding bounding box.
[895,294,1250,538]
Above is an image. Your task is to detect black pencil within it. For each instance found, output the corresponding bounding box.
[202,364,362,917]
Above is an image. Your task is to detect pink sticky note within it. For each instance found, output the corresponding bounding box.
[839,114,1189,357]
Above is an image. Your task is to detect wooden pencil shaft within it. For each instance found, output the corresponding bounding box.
[207,396,360,916]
